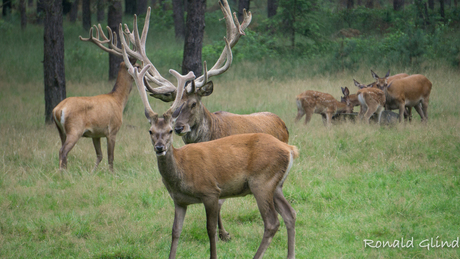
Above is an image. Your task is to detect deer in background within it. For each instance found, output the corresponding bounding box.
[295,87,353,127]
[355,86,386,124]
[378,74,432,123]
[52,62,135,172]
[84,0,289,241]
[125,52,299,258]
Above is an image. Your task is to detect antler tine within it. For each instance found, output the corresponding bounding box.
[167,69,196,115]
[122,44,158,121]
[79,25,121,56]
[119,8,177,96]
[194,0,250,88]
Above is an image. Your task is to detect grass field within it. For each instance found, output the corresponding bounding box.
[1,23,460,258]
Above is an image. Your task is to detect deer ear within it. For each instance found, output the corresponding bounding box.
[385,69,390,78]
[371,70,379,80]
[353,79,362,88]
[197,81,213,97]
[343,87,350,96]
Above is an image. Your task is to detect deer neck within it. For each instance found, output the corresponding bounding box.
[155,145,183,188]
[335,100,349,114]
[110,70,133,109]
[182,106,213,144]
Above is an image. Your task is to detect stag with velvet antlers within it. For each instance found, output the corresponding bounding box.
[81,0,290,242]
[123,43,299,258]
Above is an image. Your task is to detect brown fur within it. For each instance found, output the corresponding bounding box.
[356,87,386,124]
[52,62,134,171]
[381,74,432,123]
[295,89,353,127]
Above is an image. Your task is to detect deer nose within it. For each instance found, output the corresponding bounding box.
[174,126,184,134]
[154,145,166,154]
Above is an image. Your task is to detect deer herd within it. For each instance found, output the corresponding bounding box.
[51,0,432,258]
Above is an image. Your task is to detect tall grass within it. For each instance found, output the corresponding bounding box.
[1,20,460,258]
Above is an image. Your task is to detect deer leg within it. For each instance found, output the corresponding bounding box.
[303,109,313,125]
[421,99,429,122]
[364,102,377,124]
[273,186,296,259]
[203,197,220,259]
[376,106,385,125]
[252,189,280,259]
[92,137,103,173]
[325,113,333,127]
[59,134,80,170]
[217,199,230,241]
[398,103,405,123]
[169,203,187,259]
[107,135,116,172]
[294,107,305,123]
[414,103,426,122]
[405,107,412,122]
[321,114,327,127]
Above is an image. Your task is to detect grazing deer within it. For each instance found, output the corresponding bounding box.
[295,87,353,126]
[356,87,386,124]
[377,74,432,123]
[52,62,134,172]
[126,60,299,259]
[83,0,289,241]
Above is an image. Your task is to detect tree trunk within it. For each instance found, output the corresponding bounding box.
[2,0,12,17]
[347,0,354,9]
[63,0,72,15]
[44,0,66,124]
[37,0,45,24]
[70,0,79,23]
[138,0,148,14]
[20,0,27,29]
[97,0,105,22]
[267,0,278,18]
[125,0,136,14]
[393,0,404,11]
[182,0,205,76]
[440,0,445,22]
[108,0,123,81]
[428,0,434,10]
[82,0,91,30]
[172,0,185,41]
[28,0,33,7]
[238,0,250,23]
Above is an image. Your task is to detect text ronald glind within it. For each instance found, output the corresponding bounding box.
[363,237,459,250]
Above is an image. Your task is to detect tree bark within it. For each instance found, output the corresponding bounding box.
[138,0,148,15]
[108,0,123,81]
[440,0,445,22]
[82,0,91,30]
[267,0,278,18]
[70,0,79,23]
[20,0,27,29]
[393,0,404,11]
[37,0,45,24]
[172,0,185,41]
[2,0,12,17]
[44,0,66,124]
[182,0,205,76]
[97,0,105,22]
[238,0,250,22]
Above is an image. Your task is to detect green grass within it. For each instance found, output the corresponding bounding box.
[1,22,460,258]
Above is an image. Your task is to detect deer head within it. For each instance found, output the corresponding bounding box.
[371,69,390,90]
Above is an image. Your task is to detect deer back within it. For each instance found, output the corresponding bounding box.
[357,87,386,106]
[171,133,298,198]
[296,90,341,114]
[385,74,432,103]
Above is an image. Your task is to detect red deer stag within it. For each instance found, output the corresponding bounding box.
[84,0,289,241]
[377,74,432,123]
[126,58,299,259]
[295,87,353,127]
[52,62,134,172]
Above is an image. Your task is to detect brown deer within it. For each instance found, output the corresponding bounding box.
[356,87,386,124]
[370,69,409,89]
[127,61,299,259]
[295,87,353,126]
[84,0,289,241]
[377,74,432,123]
[52,62,134,172]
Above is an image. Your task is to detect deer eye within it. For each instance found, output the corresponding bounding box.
[169,130,173,134]
[148,130,153,135]
[191,102,197,109]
